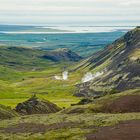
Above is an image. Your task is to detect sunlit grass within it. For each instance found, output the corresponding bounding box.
[0,66,83,108]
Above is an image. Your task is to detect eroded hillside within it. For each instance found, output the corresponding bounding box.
[75,27,140,97]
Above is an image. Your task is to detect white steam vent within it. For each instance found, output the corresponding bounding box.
[82,72,93,83]
[82,71,104,83]
[54,76,61,80]
[62,71,68,80]
[54,71,68,80]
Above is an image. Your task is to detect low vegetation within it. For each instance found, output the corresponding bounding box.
[0,27,140,139]
[0,104,18,119]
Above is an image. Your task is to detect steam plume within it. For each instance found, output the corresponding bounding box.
[82,71,104,83]
[62,71,68,80]
[54,71,68,80]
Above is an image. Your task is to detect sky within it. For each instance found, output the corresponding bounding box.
[0,0,140,26]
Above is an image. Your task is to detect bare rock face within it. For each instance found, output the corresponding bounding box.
[15,96,61,115]
[42,48,82,62]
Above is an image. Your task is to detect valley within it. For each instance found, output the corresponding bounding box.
[0,46,83,108]
[0,27,140,140]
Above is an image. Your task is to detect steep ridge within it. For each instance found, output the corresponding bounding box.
[75,27,140,97]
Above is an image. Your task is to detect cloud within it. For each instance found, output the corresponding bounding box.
[120,0,140,6]
[0,0,139,25]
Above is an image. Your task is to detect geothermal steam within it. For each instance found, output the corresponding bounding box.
[54,71,68,80]
[82,71,104,83]
[62,71,68,80]
[54,76,62,80]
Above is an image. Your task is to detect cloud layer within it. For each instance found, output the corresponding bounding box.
[0,0,139,25]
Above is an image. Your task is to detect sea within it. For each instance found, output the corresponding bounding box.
[0,25,135,57]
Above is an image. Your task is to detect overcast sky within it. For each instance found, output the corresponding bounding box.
[0,0,140,25]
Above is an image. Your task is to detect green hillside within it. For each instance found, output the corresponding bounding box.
[0,104,18,119]
[0,45,83,108]
[0,46,82,71]
[75,27,140,97]
[0,28,140,140]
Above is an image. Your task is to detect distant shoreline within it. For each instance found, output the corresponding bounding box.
[0,26,134,34]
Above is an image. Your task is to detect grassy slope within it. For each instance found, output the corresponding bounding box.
[0,89,140,139]
[0,104,18,119]
[0,62,83,108]
[63,88,140,114]
[0,45,83,108]
[1,28,140,109]
[0,70,82,108]
[15,71,82,108]
[0,46,56,71]
[72,27,140,97]
[0,29,140,139]
[0,113,140,140]
[1,28,140,107]
[75,28,140,73]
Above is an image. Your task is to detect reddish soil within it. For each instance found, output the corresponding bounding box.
[86,120,140,140]
[3,122,79,134]
[101,95,140,113]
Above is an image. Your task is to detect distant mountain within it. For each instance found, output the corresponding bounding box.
[75,27,140,97]
[0,46,82,70]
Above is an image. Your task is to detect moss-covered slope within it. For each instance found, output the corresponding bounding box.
[76,27,140,96]
[15,96,61,115]
[0,46,82,70]
[0,104,18,119]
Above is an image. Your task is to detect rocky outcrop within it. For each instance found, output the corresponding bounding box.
[15,96,61,115]
[42,48,82,62]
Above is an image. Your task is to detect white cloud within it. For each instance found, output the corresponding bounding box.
[0,0,139,25]
[120,0,140,6]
